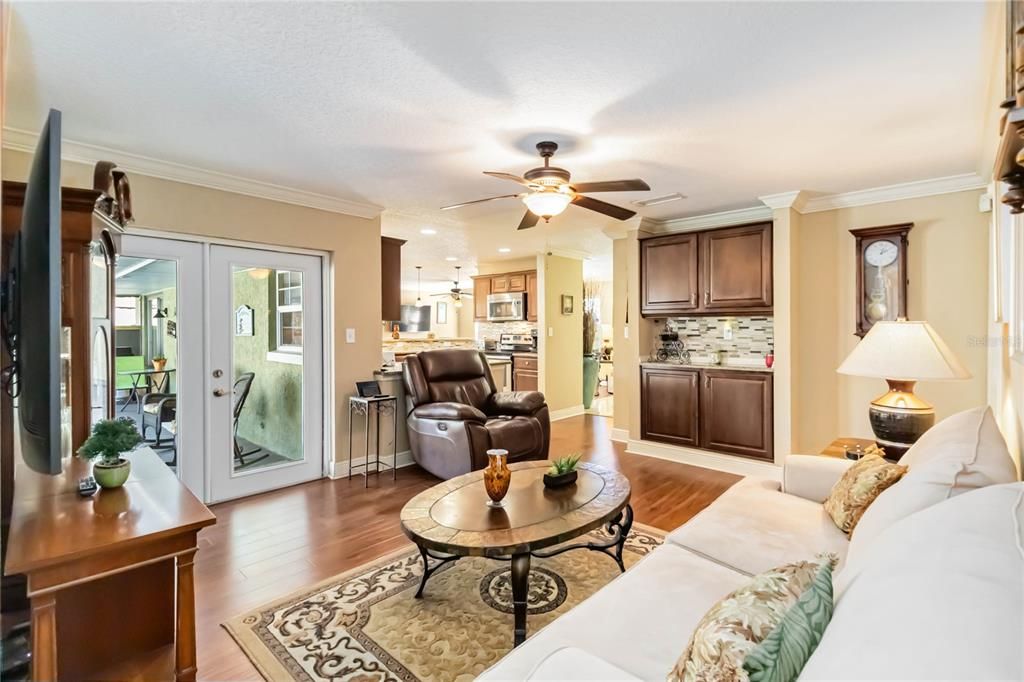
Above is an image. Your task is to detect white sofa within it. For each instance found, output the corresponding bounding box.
[480,407,1023,681]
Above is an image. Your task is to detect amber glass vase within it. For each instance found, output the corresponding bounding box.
[483,449,511,507]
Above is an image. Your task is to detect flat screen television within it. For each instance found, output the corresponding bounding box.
[2,109,63,474]
[390,305,431,332]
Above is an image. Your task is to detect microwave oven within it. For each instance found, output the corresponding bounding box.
[487,292,526,321]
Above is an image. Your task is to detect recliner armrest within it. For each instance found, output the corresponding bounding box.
[411,402,488,423]
[488,391,546,417]
[782,454,855,503]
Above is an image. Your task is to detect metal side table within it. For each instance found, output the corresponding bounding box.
[347,395,398,486]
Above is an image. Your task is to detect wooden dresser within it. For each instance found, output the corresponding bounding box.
[4,447,216,681]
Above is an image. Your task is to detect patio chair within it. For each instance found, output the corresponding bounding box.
[233,372,267,466]
[141,392,177,467]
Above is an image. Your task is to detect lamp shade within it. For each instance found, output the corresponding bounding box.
[523,191,572,217]
[837,320,970,381]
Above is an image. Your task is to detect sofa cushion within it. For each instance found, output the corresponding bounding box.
[667,555,835,682]
[847,406,1017,561]
[525,647,640,681]
[822,455,906,534]
[801,483,1024,681]
[666,478,850,576]
[478,543,749,681]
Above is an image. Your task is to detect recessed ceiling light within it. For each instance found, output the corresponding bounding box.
[445,256,458,262]
[420,228,437,235]
[498,247,511,254]
[632,192,686,208]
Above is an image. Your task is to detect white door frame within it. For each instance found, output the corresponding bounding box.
[117,234,206,498]
[124,227,335,503]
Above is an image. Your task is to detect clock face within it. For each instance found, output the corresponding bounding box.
[864,239,899,267]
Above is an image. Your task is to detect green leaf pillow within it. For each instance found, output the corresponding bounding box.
[743,559,835,682]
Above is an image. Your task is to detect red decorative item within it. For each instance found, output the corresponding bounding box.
[765,352,774,369]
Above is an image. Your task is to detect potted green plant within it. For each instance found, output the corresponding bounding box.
[152,355,168,372]
[544,453,581,488]
[77,418,143,489]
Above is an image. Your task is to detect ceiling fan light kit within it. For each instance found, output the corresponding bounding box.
[441,140,652,230]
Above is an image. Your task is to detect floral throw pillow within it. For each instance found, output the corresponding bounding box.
[743,560,835,682]
[823,454,906,534]
[667,555,837,682]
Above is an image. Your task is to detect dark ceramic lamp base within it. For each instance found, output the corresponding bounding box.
[868,379,935,461]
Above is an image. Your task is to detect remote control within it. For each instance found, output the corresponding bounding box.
[78,476,98,497]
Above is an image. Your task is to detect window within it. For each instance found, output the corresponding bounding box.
[114,296,141,327]
[275,270,303,352]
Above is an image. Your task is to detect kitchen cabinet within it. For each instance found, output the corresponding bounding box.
[474,276,491,320]
[490,273,526,293]
[702,223,772,311]
[640,364,773,461]
[526,271,538,322]
[640,365,700,447]
[512,354,539,392]
[381,236,406,321]
[640,232,699,316]
[700,369,773,460]
[640,222,772,317]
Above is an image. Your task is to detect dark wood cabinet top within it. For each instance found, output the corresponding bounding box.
[5,447,215,575]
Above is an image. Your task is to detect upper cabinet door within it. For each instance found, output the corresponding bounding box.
[507,273,527,292]
[640,233,699,316]
[701,223,772,311]
[491,275,510,293]
[473,277,491,320]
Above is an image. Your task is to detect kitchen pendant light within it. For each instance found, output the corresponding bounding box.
[523,190,572,219]
[416,266,422,305]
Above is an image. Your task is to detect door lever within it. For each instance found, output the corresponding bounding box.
[213,388,228,397]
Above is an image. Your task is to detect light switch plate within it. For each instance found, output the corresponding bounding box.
[346,328,356,343]
[624,327,630,339]
[548,327,554,337]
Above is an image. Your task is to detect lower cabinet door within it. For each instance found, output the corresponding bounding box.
[640,366,700,447]
[699,370,774,460]
[513,369,538,392]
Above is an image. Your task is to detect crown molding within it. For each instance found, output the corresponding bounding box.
[799,173,987,213]
[641,204,773,234]
[2,126,384,219]
[758,190,809,212]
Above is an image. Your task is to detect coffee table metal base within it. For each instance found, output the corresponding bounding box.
[412,504,634,647]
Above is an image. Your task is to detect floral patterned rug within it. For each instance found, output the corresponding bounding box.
[223,523,664,681]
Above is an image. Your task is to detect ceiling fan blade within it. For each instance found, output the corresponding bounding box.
[571,179,651,193]
[572,195,637,221]
[484,171,535,187]
[441,194,519,210]
[517,211,541,230]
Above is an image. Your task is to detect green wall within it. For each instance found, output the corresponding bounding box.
[231,269,303,459]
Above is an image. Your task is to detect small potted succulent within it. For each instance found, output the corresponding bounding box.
[152,355,168,372]
[77,418,143,489]
[544,454,581,488]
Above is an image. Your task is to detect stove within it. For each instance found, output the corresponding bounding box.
[496,332,537,356]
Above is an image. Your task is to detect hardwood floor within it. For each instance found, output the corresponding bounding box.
[194,415,740,681]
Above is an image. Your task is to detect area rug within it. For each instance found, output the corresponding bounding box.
[223,523,664,681]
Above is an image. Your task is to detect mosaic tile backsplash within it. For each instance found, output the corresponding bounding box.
[659,316,774,362]
[475,320,538,345]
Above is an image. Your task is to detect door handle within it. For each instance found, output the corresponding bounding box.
[690,292,696,306]
[213,388,228,397]
[704,291,710,306]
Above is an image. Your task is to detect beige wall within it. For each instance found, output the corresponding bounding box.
[538,254,583,413]
[2,148,382,466]
[795,189,990,452]
[477,256,536,276]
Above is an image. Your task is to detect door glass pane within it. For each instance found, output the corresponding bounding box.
[113,256,178,470]
[232,265,304,473]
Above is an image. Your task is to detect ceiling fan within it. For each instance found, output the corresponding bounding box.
[441,141,651,230]
[430,266,471,307]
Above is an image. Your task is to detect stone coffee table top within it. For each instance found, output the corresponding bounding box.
[400,461,631,557]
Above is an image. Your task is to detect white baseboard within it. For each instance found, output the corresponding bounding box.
[610,427,630,443]
[328,450,415,479]
[626,439,782,481]
[549,404,586,422]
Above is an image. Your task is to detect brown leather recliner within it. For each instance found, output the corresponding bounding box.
[402,349,550,480]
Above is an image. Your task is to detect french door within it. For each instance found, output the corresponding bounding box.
[208,245,324,502]
[118,235,325,503]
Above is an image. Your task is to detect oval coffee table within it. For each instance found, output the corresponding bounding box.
[399,460,632,646]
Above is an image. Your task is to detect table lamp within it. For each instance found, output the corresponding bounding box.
[837,320,970,457]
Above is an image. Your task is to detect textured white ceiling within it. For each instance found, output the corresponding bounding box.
[5,1,994,288]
